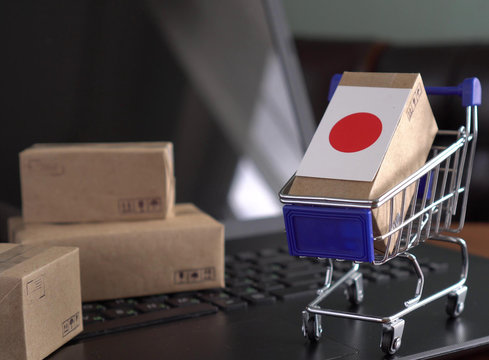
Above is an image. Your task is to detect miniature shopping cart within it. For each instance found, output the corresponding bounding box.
[279,76,481,355]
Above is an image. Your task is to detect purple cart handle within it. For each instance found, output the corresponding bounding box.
[327,73,343,102]
[328,75,482,107]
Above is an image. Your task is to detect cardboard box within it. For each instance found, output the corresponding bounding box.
[20,142,175,223]
[289,72,438,246]
[9,204,224,302]
[0,244,82,360]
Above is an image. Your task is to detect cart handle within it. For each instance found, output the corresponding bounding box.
[328,74,481,107]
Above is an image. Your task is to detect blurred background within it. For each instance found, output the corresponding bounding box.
[0,0,487,241]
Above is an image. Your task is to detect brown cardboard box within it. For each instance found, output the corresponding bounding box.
[9,204,224,302]
[20,142,175,223]
[289,72,438,248]
[0,244,82,360]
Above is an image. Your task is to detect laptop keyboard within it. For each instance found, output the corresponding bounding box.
[76,246,448,340]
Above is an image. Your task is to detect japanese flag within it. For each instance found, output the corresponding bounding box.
[296,85,412,182]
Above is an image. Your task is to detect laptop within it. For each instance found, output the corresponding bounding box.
[47,1,489,358]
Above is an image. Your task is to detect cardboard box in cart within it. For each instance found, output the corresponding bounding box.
[20,142,175,223]
[0,244,82,360]
[289,72,438,251]
[9,204,224,302]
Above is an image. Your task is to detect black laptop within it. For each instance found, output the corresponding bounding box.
[47,1,489,359]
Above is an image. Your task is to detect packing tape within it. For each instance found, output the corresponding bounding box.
[0,246,46,274]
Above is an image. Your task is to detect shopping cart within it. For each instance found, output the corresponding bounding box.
[279,76,481,355]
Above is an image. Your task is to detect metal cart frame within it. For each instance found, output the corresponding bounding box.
[279,77,481,355]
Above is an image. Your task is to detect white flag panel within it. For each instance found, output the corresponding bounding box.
[296,85,411,182]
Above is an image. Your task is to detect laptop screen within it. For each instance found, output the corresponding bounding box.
[145,0,316,236]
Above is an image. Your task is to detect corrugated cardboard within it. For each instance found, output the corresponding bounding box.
[0,244,82,360]
[289,72,438,248]
[20,142,175,223]
[9,204,224,302]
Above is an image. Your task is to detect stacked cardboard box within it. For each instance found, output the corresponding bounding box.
[19,142,176,223]
[9,204,224,301]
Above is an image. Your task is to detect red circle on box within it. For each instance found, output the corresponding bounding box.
[329,112,382,153]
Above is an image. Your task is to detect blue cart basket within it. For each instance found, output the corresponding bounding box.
[279,76,480,355]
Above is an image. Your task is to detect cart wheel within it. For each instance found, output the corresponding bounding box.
[345,273,364,305]
[380,319,405,355]
[302,310,322,342]
[446,285,468,318]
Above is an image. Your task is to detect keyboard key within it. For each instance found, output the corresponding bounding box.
[226,277,256,287]
[277,267,324,279]
[364,272,390,283]
[166,296,201,308]
[227,262,254,272]
[358,267,374,276]
[103,298,138,309]
[386,259,415,273]
[82,303,106,313]
[254,280,285,292]
[197,290,230,303]
[103,308,138,320]
[258,248,280,258]
[211,297,248,311]
[271,284,318,300]
[427,261,449,273]
[135,302,170,313]
[278,245,289,253]
[257,263,283,273]
[228,285,259,297]
[333,261,352,271]
[389,268,412,279]
[280,262,314,271]
[235,251,258,261]
[241,292,276,305]
[249,273,280,282]
[331,272,344,281]
[280,274,321,287]
[252,255,298,266]
[139,295,167,304]
[83,313,105,324]
[387,258,405,268]
[242,268,260,276]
